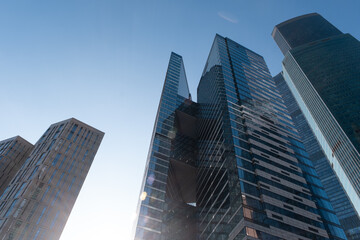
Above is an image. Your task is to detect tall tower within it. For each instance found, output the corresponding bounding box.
[274,73,360,240]
[272,13,360,233]
[196,34,345,240]
[0,137,33,197]
[0,118,104,239]
[133,52,197,240]
[272,13,342,55]
[134,35,347,239]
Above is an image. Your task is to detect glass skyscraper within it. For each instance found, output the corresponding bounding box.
[133,52,198,240]
[274,73,360,239]
[272,13,360,236]
[134,34,346,240]
[0,118,104,239]
[272,13,342,55]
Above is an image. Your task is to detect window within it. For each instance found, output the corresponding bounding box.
[14,183,27,198]
[28,166,39,180]
[4,199,18,218]
[36,207,47,225]
[36,153,46,165]
[82,150,88,162]
[47,140,56,151]
[50,211,60,229]
[52,154,61,166]
[33,228,41,240]
[68,177,76,191]
[58,156,67,169]
[65,143,72,154]
[51,190,60,206]
[73,127,83,142]
[67,124,78,140]
[48,170,57,184]
[41,186,50,201]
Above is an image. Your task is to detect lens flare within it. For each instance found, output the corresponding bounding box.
[147,174,155,185]
[140,191,147,201]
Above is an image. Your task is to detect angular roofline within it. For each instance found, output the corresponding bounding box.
[201,34,265,76]
[49,118,105,136]
[272,13,319,37]
[275,13,319,29]
[0,136,33,146]
[225,36,265,59]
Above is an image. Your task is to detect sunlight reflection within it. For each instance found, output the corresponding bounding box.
[147,174,155,185]
[140,191,147,201]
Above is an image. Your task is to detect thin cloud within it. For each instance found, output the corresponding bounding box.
[218,11,238,24]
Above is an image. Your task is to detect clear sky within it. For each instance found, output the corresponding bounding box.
[0,1,359,239]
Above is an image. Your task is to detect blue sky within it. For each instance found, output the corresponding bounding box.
[0,1,359,239]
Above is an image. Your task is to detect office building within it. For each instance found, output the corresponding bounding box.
[134,35,346,240]
[0,137,34,197]
[134,52,197,240]
[272,13,342,55]
[272,13,360,231]
[0,118,104,239]
[274,73,360,239]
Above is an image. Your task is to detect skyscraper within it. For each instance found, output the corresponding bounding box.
[0,118,104,239]
[0,137,34,197]
[274,73,360,240]
[272,13,342,55]
[272,13,360,228]
[134,34,347,240]
[133,52,198,240]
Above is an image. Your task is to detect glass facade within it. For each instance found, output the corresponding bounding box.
[198,34,345,240]
[0,137,33,198]
[274,73,360,239]
[0,118,104,239]
[133,52,197,240]
[272,13,342,55]
[273,13,360,224]
[134,35,346,240]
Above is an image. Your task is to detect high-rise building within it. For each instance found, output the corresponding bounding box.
[272,13,342,55]
[133,52,198,240]
[272,13,360,228]
[274,73,360,239]
[0,118,104,239]
[134,34,347,240]
[0,137,34,197]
